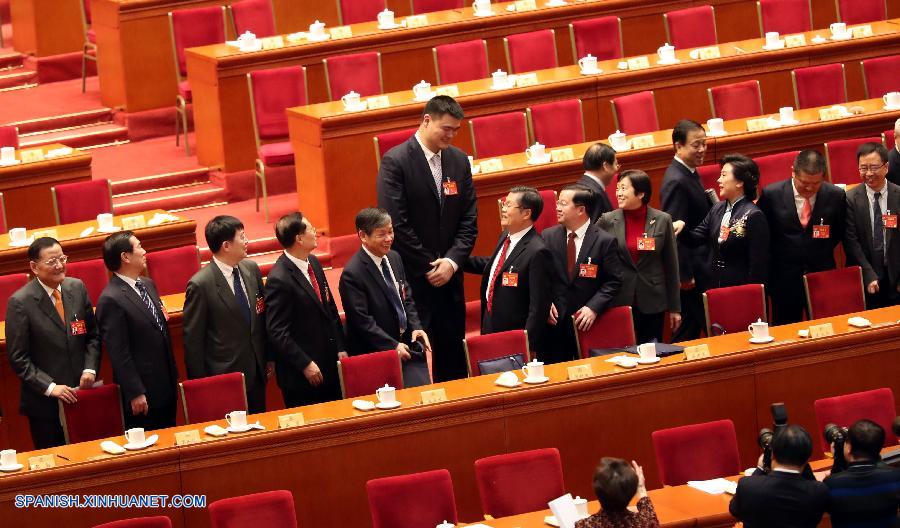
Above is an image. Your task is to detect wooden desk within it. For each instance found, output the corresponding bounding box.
[0,144,92,230]
[9,0,84,57]
[1,305,898,527]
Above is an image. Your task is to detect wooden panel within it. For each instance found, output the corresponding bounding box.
[9,0,83,57]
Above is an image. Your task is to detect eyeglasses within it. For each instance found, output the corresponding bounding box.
[858,163,886,174]
[36,255,68,267]
[501,202,521,210]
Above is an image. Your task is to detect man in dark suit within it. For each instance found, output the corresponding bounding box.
[183,216,271,414]
[845,142,900,308]
[887,118,899,186]
[757,150,847,324]
[729,425,829,528]
[660,120,711,341]
[96,232,178,430]
[377,96,477,382]
[339,208,431,358]
[577,143,617,222]
[266,212,347,407]
[466,186,552,357]
[5,237,101,448]
[543,185,623,362]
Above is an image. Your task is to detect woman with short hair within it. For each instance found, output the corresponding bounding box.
[576,458,659,528]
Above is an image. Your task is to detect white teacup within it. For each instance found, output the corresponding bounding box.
[657,43,676,63]
[0,449,17,467]
[779,106,795,123]
[526,142,547,161]
[578,54,598,73]
[341,91,361,110]
[473,0,492,15]
[413,80,432,100]
[8,227,27,245]
[707,118,725,135]
[765,32,780,47]
[884,92,900,108]
[638,342,657,361]
[124,427,145,445]
[237,31,258,51]
[608,130,628,151]
[748,319,770,339]
[0,146,14,162]
[830,22,848,39]
[97,213,114,231]
[573,496,589,519]
[491,69,508,88]
[309,20,326,37]
[521,360,545,380]
[377,9,395,27]
[376,384,396,404]
[226,410,248,429]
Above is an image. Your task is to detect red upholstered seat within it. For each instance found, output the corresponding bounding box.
[94,516,173,528]
[703,284,766,336]
[569,16,623,61]
[434,39,489,84]
[824,136,882,185]
[611,91,659,136]
[528,99,584,148]
[861,55,900,99]
[697,164,720,191]
[177,80,192,102]
[0,125,18,148]
[231,0,276,37]
[208,490,297,528]
[474,448,565,518]
[374,127,417,166]
[814,388,897,454]
[145,245,200,297]
[470,111,528,159]
[757,0,812,35]
[52,179,112,224]
[664,5,717,49]
[885,129,896,150]
[0,273,29,318]
[533,189,558,234]
[803,266,865,319]
[324,234,360,268]
[170,6,227,80]
[413,0,462,13]
[258,141,294,166]
[653,419,741,486]
[338,350,404,398]
[249,66,308,140]
[339,0,385,24]
[464,329,529,377]
[836,0,886,24]
[179,372,248,424]
[465,300,480,340]
[324,51,383,100]
[504,29,558,73]
[64,259,109,304]
[792,63,846,109]
[755,150,800,190]
[708,80,763,120]
[86,28,96,44]
[60,384,124,444]
[574,305,636,358]
[367,469,457,528]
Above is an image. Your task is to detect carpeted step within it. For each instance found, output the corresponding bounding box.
[0,68,36,90]
[18,122,128,149]
[111,168,211,196]
[0,54,24,69]
[112,183,227,215]
[0,77,107,128]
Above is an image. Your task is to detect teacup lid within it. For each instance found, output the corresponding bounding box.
[610,130,625,137]
[493,69,506,75]
[415,79,430,87]
[380,383,394,390]
[311,19,324,26]
[381,8,393,13]
[436,521,455,528]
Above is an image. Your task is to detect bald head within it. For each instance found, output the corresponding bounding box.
[895,117,900,136]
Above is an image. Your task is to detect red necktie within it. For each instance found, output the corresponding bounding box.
[307,267,323,303]
[799,198,811,229]
[567,232,577,278]
[486,237,511,313]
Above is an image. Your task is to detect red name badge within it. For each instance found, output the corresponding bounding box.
[637,236,656,251]
[442,180,458,196]
[255,296,265,315]
[70,319,86,336]
[502,272,519,287]
[719,225,730,241]
[579,263,598,278]
[160,303,170,321]
[812,224,830,239]
[884,214,898,229]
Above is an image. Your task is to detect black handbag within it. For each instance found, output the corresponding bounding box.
[402,344,432,388]
[477,353,526,375]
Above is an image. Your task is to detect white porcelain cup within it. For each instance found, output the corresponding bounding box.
[237,31,257,51]
[573,496,589,519]
[883,92,900,108]
[377,9,395,27]
[526,142,546,161]
[473,0,492,15]
[491,69,508,88]
[521,360,545,379]
[608,130,627,151]
[309,20,326,37]
[578,54,598,73]
[8,227,26,245]
[376,384,396,404]
[779,106,795,123]
[707,118,725,135]
[0,146,14,162]
[830,22,848,38]
[657,43,676,63]
[226,410,248,429]
[0,449,17,467]
[748,319,770,339]
[97,213,114,231]
[413,80,432,100]
[638,342,657,360]
[125,427,145,445]
[765,32,780,46]
[341,91,361,109]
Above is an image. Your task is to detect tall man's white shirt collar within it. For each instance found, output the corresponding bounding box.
[507,225,533,244]
[114,273,141,295]
[674,155,696,174]
[283,251,309,275]
[37,279,60,300]
[415,132,440,162]
[567,219,590,239]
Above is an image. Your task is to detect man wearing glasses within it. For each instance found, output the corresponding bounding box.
[5,237,100,448]
[845,142,900,308]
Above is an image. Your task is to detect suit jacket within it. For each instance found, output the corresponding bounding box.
[577,173,614,223]
[729,470,829,528]
[182,260,268,392]
[660,159,713,286]
[685,197,770,288]
[95,275,178,408]
[465,227,552,353]
[339,248,422,356]
[597,207,681,314]
[265,254,346,396]
[844,181,900,288]
[887,146,900,186]
[757,179,846,288]
[5,278,101,418]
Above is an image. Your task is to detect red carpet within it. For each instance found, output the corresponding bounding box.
[0,77,104,125]
[92,134,205,184]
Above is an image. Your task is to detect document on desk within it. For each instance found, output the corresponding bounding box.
[548,493,580,528]
[687,478,737,495]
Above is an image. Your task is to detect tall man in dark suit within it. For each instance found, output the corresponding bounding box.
[183,216,271,414]
[266,212,347,407]
[465,186,553,357]
[96,232,178,430]
[377,96,477,382]
[845,142,900,308]
[339,208,431,358]
[577,143,617,222]
[660,120,710,340]
[543,185,623,362]
[757,150,847,324]
[887,118,899,186]
[5,237,101,448]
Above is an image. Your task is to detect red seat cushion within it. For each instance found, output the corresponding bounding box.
[180,372,248,424]
[611,91,659,135]
[64,259,109,305]
[86,28,96,44]
[505,29,557,73]
[465,330,529,376]
[259,141,294,166]
[230,0,277,38]
[475,448,565,517]
[170,6,227,77]
[339,350,403,398]
[755,150,800,189]
[704,284,766,335]
[339,0,386,25]
[862,55,900,99]
[94,516,173,528]
[758,0,811,34]
[528,99,584,148]
[178,80,192,101]
[209,490,297,528]
[249,66,308,140]
[793,64,846,109]
[145,245,200,297]
[570,16,623,61]
[813,388,898,454]
[709,80,762,121]
[434,39,489,84]
[367,469,457,528]
[652,419,741,486]
[665,5,717,49]
[61,384,124,444]
[837,0,886,24]
[804,266,865,319]
[825,137,882,185]
[470,111,528,159]
[324,51,382,99]
[0,273,29,319]
[574,305,636,358]
[53,179,112,224]
[412,0,462,13]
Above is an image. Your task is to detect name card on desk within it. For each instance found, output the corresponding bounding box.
[818,107,843,121]
[850,25,873,38]
[31,228,58,239]
[28,455,56,470]
[550,148,575,162]
[567,364,593,380]
[330,26,353,39]
[20,149,45,163]
[784,34,807,47]
[514,0,537,11]
[515,73,538,87]
[695,46,721,60]
[435,85,459,97]
[808,323,835,338]
[121,215,146,230]
[420,388,447,404]
[630,135,656,149]
[627,56,651,70]
[479,158,504,173]
[261,36,285,50]
[683,344,711,361]
[366,95,390,109]
[405,15,428,28]
[278,412,306,429]
[175,430,202,446]
[746,118,770,132]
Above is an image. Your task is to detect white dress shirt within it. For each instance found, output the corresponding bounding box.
[674,155,697,174]
[37,279,95,396]
[865,182,889,234]
[362,246,400,294]
[283,251,315,289]
[791,179,817,223]
[488,225,532,284]
[114,273,142,296]
[213,256,248,299]
[568,220,591,262]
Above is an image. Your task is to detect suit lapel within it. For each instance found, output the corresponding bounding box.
[502,228,534,273]
[239,262,259,332]
[32,280,64,330]
[285,257,328,316]
[609,210,635,269]
[362,251,397,309]
[887,186,900,250]
[855,189,874,251]
[781,182,804,231]
[211,264,248,328]
[115,276,161,330]
[574,226,599,282]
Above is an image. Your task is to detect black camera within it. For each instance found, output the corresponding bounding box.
[823,423,849,474]
[758,403,789,473]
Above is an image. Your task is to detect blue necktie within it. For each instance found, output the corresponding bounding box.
[135,279,165,332]
[232,268,252,324]
[380,258,407,333]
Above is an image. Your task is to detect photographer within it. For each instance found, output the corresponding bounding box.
[824,419,900,527]
[729,424,829,528]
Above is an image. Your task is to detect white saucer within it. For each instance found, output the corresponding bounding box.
[376,400,402,409]
[377,22,403,30]
[707,130,727,137]
[97,226,122,233]
[495,379,521,388]
[811,36,827,44]
[884,105,900,111]
[414,93,435,102]
[523,375,550,384]
[307,33,331,42]
[657,59,681,65]
[226,424,254,433]
[579,68,602,75]
[616,360,638,368]
[473,10,495,17]
[830,34,852,41]
[762,42,785,51]
[612,143,632,153]
[352,399,376,411]
[777,118,800,126]
[123,434,159,451]
[0,463,24,472]
[637,356,661,364]
[0,159,22,167]
[342,103,367,113]
[749,335,775,344]
[8,236,34,247]
[545,0,567,6]
[526,155,552,165]
[490,82,513,90]
[848,317,871,328]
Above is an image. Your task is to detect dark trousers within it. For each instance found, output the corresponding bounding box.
[540,317,578,364]
[672,287,704,341]
[125,402,177,431]
[769,277,807,326]
[633,310,665,344]
[865,276,900,310]
[28,415,66,449]
[410,275,467,382]
[247,381,267,415]
[281,379,341,409]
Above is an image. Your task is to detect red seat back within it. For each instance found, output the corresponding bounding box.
[470,111,528,159]
[825,136,882,185]
[374,127,417,165]
[60,384,124,444]
[325,234,361,269]
[434,39,488,84]
[793,63,846,109]
[249,66,308,141]
[180,372,248,424]
[697,164,720,191]
[837,0,886,24]
[653,419,741,485]
[94,516,173,528]
[704,284,766,336]
[814,388,897,454]
[504,29,557,74]
[533,189,558,234]
[755,150,800,190]
[709,80,762,121]
[0,125,19,149]
[367,469,457,528]
[464,329,529,376]
[209,490,297,528]
[528,99,584,149]
[0,192,6,234]
[64,259,109,305]
[758,0,811,34]
[0,273,30,322]
[324,51,382,100]
[885,129,896,150]
[574,305,636,358]
[170,6,226,78]
[474,448,565,517]
[339,350,403,398]
[52,179,112,224]
[145,245,200,297]
[611,91,659,136]
[465,300,480,340]
[230,0,276,37]
[338,0,385,24]
[570,16,623,61]
[804,266,865,319]
[862,55,900,99]
[413,0,463,13]
[665,5,717,49]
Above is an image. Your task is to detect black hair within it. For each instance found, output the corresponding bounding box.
[772,424,813,467]
[619,169,652,205]
[721,153,760,200]
[102,231,136,272]
[672,119,705,147]
[793,150,826,176]
[591,457,638,512]
[204,215,244,253]
[274,212,308,249]
[856,142,889,164]
[423,95,464,120]
[509,186,542,222]
[582,143,616,171]
[28,237,60,262]
[355,208,392,235]
[847,419,885,461]
[561,184,596,215]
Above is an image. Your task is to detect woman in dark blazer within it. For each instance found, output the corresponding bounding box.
[681,154,770,289]
[598,170,681,344]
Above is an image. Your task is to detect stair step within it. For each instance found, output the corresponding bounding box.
[19,122,129,149]
[0,69,37,90]
[111,168,211,196]
[0,53,23,69]
[8,108,114,135]
[113,184,228,215]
